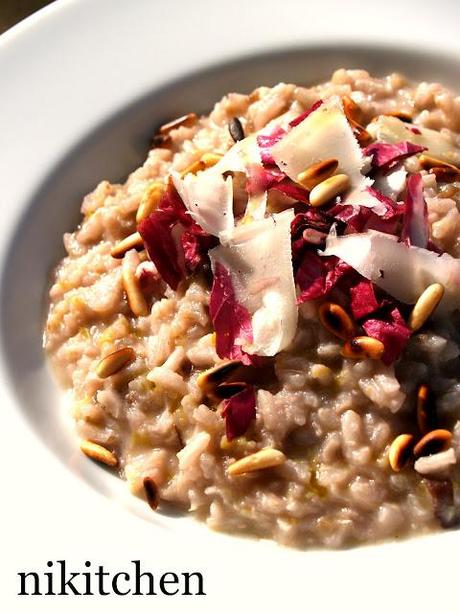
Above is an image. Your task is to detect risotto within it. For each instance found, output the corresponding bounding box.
[44,69,460,548]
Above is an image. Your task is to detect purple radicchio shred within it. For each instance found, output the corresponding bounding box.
[270,178,309,203]
[138,206,184,290]
[221,384,256,440]
[401,173,429,248]
[245,164,309,203]
[138,185,215,289]
[245,164,284,195]
[290,210,335,269]
[363,141,426,173]
[289,99,324,127]
[209,262,256,366]
[349,279,381,320]
[181,225,218,272]
[362,307,412,365]
[296,253,353,304]
[257,125,286,165]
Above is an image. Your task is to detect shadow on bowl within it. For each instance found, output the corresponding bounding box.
[0,42,458,520]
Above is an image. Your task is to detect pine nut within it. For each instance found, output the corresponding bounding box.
[180,152,223,177]
[348,119,372,147]
[408,283,444,331]
[143,477,159,510]
[417,383,437,434]
[136,182,165,223]
[413,429,452,458]
[122,254,149,317]
[341,336,385,360]
[110,232,144,259]
[342,95,362,124]
[297,159,338,191]
[201,152,223,168]
[181,159,206,176]
[309,174,350,207]
[159,113,197,135]
[80,440,118,467]
[388,434,414,471]
[318,302,356,341]
[419,154,459,171]
[96,346,136,378]
[429,167,460,183]
[196,361,243,395]
[227,448,286,476]
[215,381,248,399]
[385,110,413,122]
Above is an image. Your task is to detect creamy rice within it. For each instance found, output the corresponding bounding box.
[44,69,460,548]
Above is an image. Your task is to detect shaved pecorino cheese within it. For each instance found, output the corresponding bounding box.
[323,228,460,314]
[271,96,368,191]
[171,170,234,236]
[367,115,460,166]
[209,210,297,356]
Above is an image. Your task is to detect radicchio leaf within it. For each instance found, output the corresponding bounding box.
[257,125,286,165]
[291,210,334,268]
[181,225,218,272]
[138,207,183,290]
[363,141,426,173]
[245,164,284,195]
[245,164,309,203]
[362,307,411,365]
[401,173,429,248]
[139,185,215,289]
[329,188,404,235]
[270,178,309,203]
[296,253,352,304]
[221,384,256,440]
[289,99,323,127]
[209,262,254,365]
[349,279,381,320]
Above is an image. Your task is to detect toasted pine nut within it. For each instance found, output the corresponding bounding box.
[429,167,460,183]
[297,159,338,190]
[385,110,413,122]
[413,429,452,458]
[408,283,444,331]
[143,477,159,510]
[110,232,144,259]
[136,182,165,223]
[439,184,460,199]
[388,434,414,471]
[181,159,206,176]
[419,154,459,171]
[201,152,223,168]
[159,112,197,135]
[227,448,286,476]
[215,381,248,399]
[151,133,172,148]
[122,254,149,317]
[417,383,437,434]
[196,361,242,395]
[341,336,385,360]
[348,119,372,147]
[80,440,118,467]
[309,174,350,207]
[96,347,136,378]
[342,95,362,124]
[318,302,356,341]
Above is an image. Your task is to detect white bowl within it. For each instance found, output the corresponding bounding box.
[1,1,460,611]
